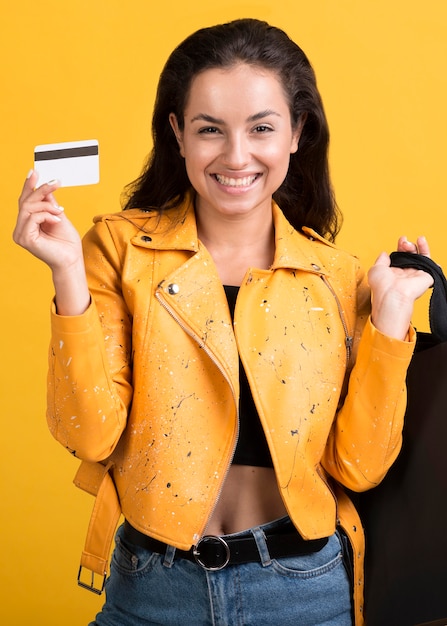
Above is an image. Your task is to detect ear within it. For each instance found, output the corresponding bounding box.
[169,113,185,157]
[290,113,308,154]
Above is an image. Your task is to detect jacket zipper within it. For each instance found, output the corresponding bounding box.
[155,288,240,541]
[320,275,353,364]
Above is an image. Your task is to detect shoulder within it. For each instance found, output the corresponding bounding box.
[90,193,195,236]
[83,201,198,254]
[273,203,360,271]
[81,210,160,257]
[301,226,362,271]
[92,208,161,234]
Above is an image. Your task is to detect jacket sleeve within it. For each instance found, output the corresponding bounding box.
[321,265,416,492]
[46,219,133,462]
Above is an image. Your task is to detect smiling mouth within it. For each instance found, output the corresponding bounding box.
[214,174,259,187]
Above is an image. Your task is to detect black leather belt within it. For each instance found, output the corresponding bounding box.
[123,520,328,571]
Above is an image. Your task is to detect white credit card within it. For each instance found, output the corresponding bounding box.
[33,139,100,187]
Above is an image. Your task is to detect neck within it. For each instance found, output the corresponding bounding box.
[195,199,274,249]
[195,203,275,285]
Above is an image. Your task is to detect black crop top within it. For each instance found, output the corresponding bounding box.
[224,285,273,468]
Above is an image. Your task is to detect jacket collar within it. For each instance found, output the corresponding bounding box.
[130,192,334,276]
[130,193,199,252]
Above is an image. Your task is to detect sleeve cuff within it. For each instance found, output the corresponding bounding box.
[366,316,416,357]
[50,297,98,335]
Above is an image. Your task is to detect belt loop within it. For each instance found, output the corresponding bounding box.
[163,544,176,568]
[251,526,272,567]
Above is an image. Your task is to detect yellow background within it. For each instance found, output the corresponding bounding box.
[1,1,446,623]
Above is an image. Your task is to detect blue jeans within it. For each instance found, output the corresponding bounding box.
[89,517,352,625]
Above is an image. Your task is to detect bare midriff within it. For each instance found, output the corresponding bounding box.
[203,464,288,536]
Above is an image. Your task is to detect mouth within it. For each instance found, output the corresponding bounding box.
[214,174,259,188]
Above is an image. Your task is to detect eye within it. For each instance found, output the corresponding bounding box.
[198,126,221,134]
[253,124,273,133]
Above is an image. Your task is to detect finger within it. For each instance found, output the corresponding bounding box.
[19,169,39,202]
[396,236,418,253]
[19,170,61,206]
[415,235,430,257]
[45,190,62,209]
[15,201,62,235]
[373,251,391,266]
[13,210,63,248]
[19,196,65,220]
[15,201,65,246]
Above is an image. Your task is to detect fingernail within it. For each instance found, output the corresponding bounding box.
[47,179,59,186]
[27,169,34,179]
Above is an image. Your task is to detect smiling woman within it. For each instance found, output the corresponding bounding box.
[124,18,339,242]
[13,17,433,626]
[169,65,302,228]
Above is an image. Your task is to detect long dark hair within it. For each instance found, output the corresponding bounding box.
[123,18,341,240]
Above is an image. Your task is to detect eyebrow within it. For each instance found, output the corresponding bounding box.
[190,109,281,124]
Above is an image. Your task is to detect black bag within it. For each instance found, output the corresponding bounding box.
[360,252,447,626]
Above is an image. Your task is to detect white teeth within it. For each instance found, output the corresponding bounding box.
[215,174,257,187]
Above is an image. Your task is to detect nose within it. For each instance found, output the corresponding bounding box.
[222,133,250,169]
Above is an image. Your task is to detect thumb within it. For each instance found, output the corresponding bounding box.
[373,251,391,267]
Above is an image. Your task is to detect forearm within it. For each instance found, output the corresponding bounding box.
[52,259,91,316]
[47,300,132,461]
[322,319,415,490]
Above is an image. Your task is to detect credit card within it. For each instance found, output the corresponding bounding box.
[33,139,100,187]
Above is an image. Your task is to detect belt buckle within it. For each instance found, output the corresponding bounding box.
[192,535,230,571]
[77,565,106,595]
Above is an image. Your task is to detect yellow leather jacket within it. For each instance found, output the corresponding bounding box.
[47,195,415,623]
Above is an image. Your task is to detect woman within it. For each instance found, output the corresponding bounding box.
[14,18,432,626]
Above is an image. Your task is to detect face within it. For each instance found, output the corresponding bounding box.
[169,63,303,221]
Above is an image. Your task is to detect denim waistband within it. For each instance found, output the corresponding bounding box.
[221,515,294,539]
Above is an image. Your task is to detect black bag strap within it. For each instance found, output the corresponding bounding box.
[389,251,447,342]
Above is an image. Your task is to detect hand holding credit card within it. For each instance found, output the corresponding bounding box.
[33,139,100,187]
